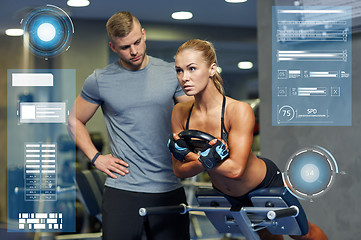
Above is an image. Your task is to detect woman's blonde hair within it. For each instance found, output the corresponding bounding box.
[176,39,224,95]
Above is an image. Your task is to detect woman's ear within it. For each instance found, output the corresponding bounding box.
[210,63,217,77]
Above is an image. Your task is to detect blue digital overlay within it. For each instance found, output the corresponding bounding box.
[22,5,74,58]
[7,69,76,232]
[283,146,338,201]
[272,6,352,126]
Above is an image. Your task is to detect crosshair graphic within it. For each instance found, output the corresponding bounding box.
[22,5,74,58]
[283,146,338,201]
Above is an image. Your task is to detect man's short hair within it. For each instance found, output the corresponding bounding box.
[106,11,141,41]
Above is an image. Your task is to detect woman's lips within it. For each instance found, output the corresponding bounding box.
[183,85,193,91]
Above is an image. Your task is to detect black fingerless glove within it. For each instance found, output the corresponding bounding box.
[198,140,229,170]
[167,134,190,162]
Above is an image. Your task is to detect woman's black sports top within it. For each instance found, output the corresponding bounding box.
[185,95,229,143]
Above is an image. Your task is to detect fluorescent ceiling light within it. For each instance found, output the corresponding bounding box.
[172,11,193,20]
[225,0,247,3]
[5,28,24,36]
[67,0,90,7]
[238,61,253,69]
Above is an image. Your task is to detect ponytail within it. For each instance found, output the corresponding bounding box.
[213,71,224,95]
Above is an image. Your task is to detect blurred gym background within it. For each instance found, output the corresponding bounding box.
[0,0,360,239]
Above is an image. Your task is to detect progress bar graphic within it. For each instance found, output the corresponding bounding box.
[277,50,347,62]
[297,87,326,96]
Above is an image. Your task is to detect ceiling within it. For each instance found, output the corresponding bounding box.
[0,0,259,79]
[0,0,257,33]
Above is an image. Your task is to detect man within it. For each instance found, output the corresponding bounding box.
[68,11,191,240]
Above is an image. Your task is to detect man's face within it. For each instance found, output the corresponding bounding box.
[109,22,147,71]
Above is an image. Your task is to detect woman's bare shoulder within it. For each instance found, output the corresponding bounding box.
[172,100,195,131]
[173,100,195,118]
[174,99,194,111]
[225,97,255,131]
[226,97,254,116]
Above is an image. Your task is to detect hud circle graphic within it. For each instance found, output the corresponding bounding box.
[22,5,74,58]
[283,146,338,200]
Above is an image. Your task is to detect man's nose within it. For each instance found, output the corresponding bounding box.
[130,45,137,56]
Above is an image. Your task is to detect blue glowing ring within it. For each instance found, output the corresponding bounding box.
[283,146,338,200]
[22,5,74,58]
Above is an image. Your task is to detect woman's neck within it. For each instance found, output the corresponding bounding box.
[194,84,223,114]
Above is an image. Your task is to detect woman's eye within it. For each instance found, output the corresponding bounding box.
[190,67,196,71]
[176,69,183,73]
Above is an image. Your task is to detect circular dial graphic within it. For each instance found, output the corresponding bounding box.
[283,146,338,200]
[22,5,74,58]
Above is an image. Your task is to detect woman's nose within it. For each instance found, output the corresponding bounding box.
[182,71,189,81]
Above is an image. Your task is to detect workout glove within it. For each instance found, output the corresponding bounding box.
[167,134,190,162]
[198,140,229,170]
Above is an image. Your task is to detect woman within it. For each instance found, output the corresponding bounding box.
[168,39,327,240]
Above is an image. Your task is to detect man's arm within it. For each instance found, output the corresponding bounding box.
[67,96,129,178]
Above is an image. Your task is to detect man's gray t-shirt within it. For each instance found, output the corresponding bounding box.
[81,56,184,193]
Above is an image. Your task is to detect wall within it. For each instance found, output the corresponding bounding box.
[257,0,361,239]
[54,19,110,153]
[0,36,51,223]
[0,37,24,223]
[0,19,109,223]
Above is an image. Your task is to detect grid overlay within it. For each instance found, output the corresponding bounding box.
[25,143,57,201]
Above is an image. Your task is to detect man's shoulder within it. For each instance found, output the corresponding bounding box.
[89,62,124,82]
[94,61,120,74]
[149,56,174,69]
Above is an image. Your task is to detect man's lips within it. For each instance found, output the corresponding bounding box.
[131,56,141,62]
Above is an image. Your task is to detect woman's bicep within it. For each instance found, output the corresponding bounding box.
[228,103,255,159]
[216,103,255,178]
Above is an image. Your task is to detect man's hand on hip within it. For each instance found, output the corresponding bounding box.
[94,154,129,178]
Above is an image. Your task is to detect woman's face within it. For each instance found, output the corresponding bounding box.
[175,49,215,96]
